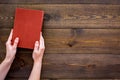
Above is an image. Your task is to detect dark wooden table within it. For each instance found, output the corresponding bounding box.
[0,0,120,80]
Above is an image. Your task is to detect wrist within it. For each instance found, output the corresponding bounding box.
[3,58,13,65]
[5,53,15,62]
[34,57,43,63]
[5,56,15,64]
[34,59,42,65]
[33,61,42,70]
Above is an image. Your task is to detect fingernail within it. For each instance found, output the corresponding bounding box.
[36,41,39,43]
[16,37,19,40]
[15,38,19,42]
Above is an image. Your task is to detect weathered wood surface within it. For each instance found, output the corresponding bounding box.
[0,4,120,29]
[0,29,120,54]
[5,79,119,80]
[4,53,120,78]
[0,0,120,4]
[56,79,120,80]
[0,1,120,80]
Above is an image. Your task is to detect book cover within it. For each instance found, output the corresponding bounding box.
[12,8,44,49]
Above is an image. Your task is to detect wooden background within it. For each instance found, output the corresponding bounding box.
[0,0,120,80]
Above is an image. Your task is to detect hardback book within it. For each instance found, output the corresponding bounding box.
[12,8,44,49]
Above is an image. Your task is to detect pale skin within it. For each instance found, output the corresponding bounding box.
[0,29,45,80]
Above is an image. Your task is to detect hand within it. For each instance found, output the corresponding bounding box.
[5,29,19,62]
[32,33,45,63]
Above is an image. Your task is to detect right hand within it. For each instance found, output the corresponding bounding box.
[32,33,45,63]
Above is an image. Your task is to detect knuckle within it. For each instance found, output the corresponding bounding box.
[13,46,16,50]
[40,47,45,51]
[33,50,38,54]
[35,44,39,47]
[14,42,18,45]
[14,41,18,45]
[34,45,38,49]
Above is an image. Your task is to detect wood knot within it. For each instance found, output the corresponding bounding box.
[44,14,51,21]
[87,64,96,68]
[20,59,25,69]
[67,40,77,47]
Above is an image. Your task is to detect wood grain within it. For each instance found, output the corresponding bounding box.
[56,79,120,80]
[5,79,120,80]
[5,53,120,78]
[0,4,120,29]
[0,29,120,54]
[0,0,120,4]
[5,78,49,80]
[0,2,120,79]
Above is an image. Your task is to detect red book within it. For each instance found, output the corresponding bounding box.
[12,8,44,49]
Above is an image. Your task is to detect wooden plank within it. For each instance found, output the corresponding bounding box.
[6,79,120,80]
[5,78,49,80]
[5,53,120,78]
[6,79,118,80]
[5,78,27,80]
[0,29,120,54]
[0,0,120,4]
[57,79,120,80]
[0,4,120,29]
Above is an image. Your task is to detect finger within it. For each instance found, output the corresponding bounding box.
[34,41,39,51]
[39,33,45,51]
[13,37,19,48]
[7,29,13,43]
[8,29,13,41]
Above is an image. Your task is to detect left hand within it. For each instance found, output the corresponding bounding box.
[5,29,19,62]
